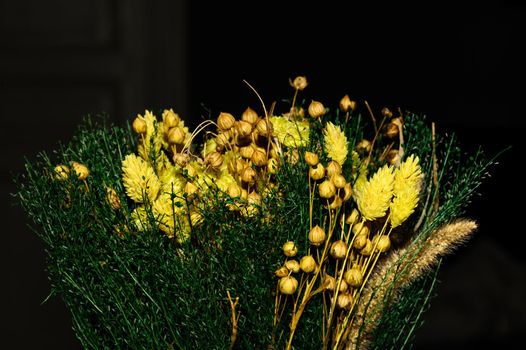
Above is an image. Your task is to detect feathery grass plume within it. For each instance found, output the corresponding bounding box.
[137,110,164,164]
[323,121,348,165]
[354,165,395,221]
[346,219,477,349]
[122,154,161,203]
[389,155,423,228]
[269,116,310,148]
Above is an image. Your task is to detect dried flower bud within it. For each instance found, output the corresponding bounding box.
[72,161,89,180]
[382,107,393,118]
[173,153,190,167]
[242,107,259,125]
[356,139,372,153]
[304,151,319,167]
[218,112,235,131]
[235,120,253,138]
[163,109,180,128]
[251,148,268,167]
[309,163,325,180]
[323,275,336,291]
[279,276,298,295]
[337,293,353,310]
[331,174,346,189]
[241,166,257,184]
[346,209,360,225]
[256,118,273,136]
[300,255,317,273]
[344,268,363,288]
[326,161,342,178]
[386,122,399,138]
[267,158,279,174]
[360,239,373,256]
[106,187,121,210]
[330,240,348,259]
[338,279,349,293]
[342,183,353,202]
[373,235,391,253]
[319,180,336,199]
[216,132,230,148]
[247,191,261,205]
[168,127,186,145]
[352,221,369,236]
[227,183,242,198]
[239,145,254,159]
[290,76,308,90]
[282,241,298,257]
[386,149,400,166]
[339,95,357,112]
[275,266,289,278]
[286,149,299,165]
[353,234,368,250]
[204,151,223,170]
[53,164,70,181]
[285,259,300,273]
[132,117,147,134]
[309,225,326,246]
[308,100,325,119]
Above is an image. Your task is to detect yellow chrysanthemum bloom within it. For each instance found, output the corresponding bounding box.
[158,164,186,195]
[215,170,237,193]
[354,164,395,221]
[122,154,161,203]
[269,116,310,148]
[323,122,348,166]
[201,138,218,158]
[390,155,423,227]
[152,193,186,241]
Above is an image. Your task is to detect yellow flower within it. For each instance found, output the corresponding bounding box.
[131,205,150,231]
[122,154,161,203]
[215,170,237,193]
[354,165,395,221]
[389,155,423,227]
[137,110,164,165]
[323,122,348,166]
[152,193,186,241]
[269,116,310,148]
[201,138,218,158]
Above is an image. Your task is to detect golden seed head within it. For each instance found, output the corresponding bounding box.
[386,149,401,166]
[360,239,373,256]
[309,163,325,180]
[241,166,257,184]
[342,183,353,202]
[319,180,336,199]
[267,158,279,174]
[353,234,368,250]
[163,109,180,128]
[308,225,326,246]
[285,259,300,273]
[132,117,147,134]
[251,148,268,167]
[279,276,298,295]
[300,255,317,273]
[339,95,356,112]
[217,112,236,131]
[239,145,255,159]
[242,107,259,125]
[323,275,336,291]
[326,160,342,178]
[344,268,363,288]
[304,151,319,167]
[275,266,289,278]
[290,76,308,90]
[330,240,348,259]
[227,183,242,198]
[373,235,391,253]
[204,151,223,170]
[356,139,372,153]
[346,209,360,225]
[308,100,325,119]
[352,221,369,236]
[382,107,393,118]
[386,122,399,138]
[167,127,186,145]
[71,161,90,180]
[282,241,298,257]
[173,153,190,167]
[53,164,70,181]
[216,132,230,147]
[235,120,253,138]
[256,118,273,136]
[331,174,346,189]
[337,293,353,310]
[106,187,121,210]
[338,279,349,293]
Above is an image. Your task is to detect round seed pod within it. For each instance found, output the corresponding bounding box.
[330,240,348,259]
[184,182,198,200]
[308,100,325,119]
[242,107,259,125]
[275,266,289,278]
[319,180,336,199]
[309,163,325,180]
[344,268,363,288]
[106,187,121,210]
[309,225,326,246]
[241,166,257,184]
[256,118,273,136]
[337,293,353,310]
[353,234,368,250]
[360,239,373,256]
[215,132,230,148]
[247,191,261,206]
[304,151,319,166]
[323,275,336,291]
[290,76,308,90]
[386,149,400,166]
[346,209,360,225]
[132,117,147,134]
[53,164,70,181]
[332,174,346,189]
[204,151,223,170]
[167,127,186,145]
[267,158,279,174]
[173,153,189,167]
[300,255,317,273]
[326,161,342,178]
[386,122,399,138]
[339,95,356,112]
[227,183,242,198]
[328,196,343,210]
[72,161,90,180]
[285,259,300,273]
[356,139,372,153]
[217,112,235,131]
[342,183,353,202]
[381,107,393,118]
[338,278,349,293]
[163,110,180,128]
[235,120,253,138]
[373,235,391,253]
[279,276,298,295]
[352,221,370,236]
[282,241,298,257]
[251,148,268,167]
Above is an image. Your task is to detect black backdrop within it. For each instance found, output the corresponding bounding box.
[1,1,524,349]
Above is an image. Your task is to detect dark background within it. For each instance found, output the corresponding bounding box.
[1,1,525,348]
